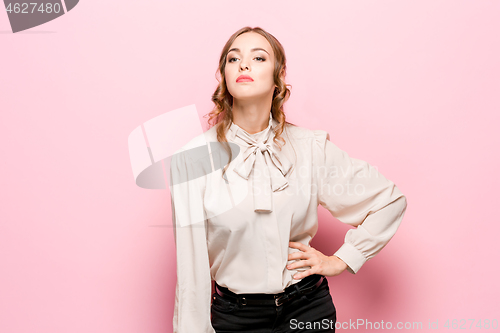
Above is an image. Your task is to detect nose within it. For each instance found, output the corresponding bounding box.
[239,59,250,71]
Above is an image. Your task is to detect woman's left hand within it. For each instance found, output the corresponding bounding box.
[287,241,348,279]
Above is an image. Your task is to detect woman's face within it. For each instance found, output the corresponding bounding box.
[224,32,276,103]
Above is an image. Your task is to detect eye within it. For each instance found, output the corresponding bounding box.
[227,56,266,63]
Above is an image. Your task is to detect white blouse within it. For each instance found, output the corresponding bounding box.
[169,112,407,333]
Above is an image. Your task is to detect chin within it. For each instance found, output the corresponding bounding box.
[232,90,270,100]
[229,90,258,99]
[232,95,257,102]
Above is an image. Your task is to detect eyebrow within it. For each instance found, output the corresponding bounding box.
[227,47,270,55]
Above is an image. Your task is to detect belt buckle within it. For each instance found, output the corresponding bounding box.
[274,293,288,306]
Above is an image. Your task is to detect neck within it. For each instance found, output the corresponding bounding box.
[231,100,272,134]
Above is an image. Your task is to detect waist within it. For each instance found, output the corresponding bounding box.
[214,274,325,306]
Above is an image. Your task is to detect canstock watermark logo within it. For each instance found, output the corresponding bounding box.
[128,105,247,227]
[3,0,79,33]
[128,104,242,228]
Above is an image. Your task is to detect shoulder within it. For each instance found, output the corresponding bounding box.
[283,122,330,144]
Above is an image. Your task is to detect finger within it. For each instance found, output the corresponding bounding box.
[289,241,309,251]
[288,251,304,261]
[292,269,314,280]
[288,249,315,261]
[287,258,312,270]
[288,251,313,261]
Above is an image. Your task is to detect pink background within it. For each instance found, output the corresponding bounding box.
[1,1,499,332]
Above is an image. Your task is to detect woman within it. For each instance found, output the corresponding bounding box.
[169,26,407,333]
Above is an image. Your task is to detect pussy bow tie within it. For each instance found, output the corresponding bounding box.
[232,118,292,213]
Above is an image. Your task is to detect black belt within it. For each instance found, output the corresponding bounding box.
[214,274,325,307]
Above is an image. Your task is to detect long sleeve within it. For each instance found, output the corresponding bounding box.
[169,149,215,333]
[313,130,408,274]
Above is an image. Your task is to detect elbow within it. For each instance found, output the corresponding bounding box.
[400,195,408,214]
[394,195,408,225]
[391,184,407,217]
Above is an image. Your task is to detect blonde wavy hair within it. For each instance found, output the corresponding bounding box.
[204,26,297,180]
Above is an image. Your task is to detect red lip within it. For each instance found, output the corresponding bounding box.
[237,75,254,82]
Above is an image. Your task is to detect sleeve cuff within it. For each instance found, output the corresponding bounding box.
[334,242,368,274]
